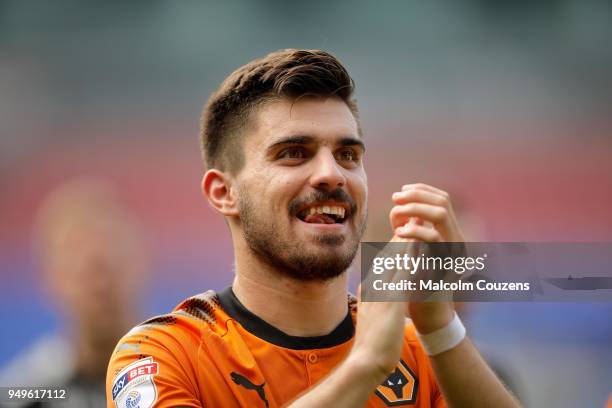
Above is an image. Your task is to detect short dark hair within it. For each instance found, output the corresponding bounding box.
[200,49,359,173]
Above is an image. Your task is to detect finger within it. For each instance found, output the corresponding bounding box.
[407,216,435,232]
[390,218,424,243]
[392,188,448,208]
[408,216,424,226]
[394,224,442,242]
[390,203,448,229]
[402,183,449,199]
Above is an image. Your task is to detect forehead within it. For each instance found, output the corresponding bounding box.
[251,97,360,146]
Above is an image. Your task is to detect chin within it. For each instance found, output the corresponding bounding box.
[308,237,358,263]
[315,232,347,245]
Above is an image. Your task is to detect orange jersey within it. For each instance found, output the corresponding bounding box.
[106,288,446,407]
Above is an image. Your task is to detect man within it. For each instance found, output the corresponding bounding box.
[0,179,146,408]
[106,49,520,407]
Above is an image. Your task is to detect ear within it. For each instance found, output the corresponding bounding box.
[202,169,240,217]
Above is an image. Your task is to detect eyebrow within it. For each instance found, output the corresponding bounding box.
[266,135,366,154]
[338,137,366,152]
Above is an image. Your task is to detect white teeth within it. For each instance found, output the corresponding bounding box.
[304,205,346,219]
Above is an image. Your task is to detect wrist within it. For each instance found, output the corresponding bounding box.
[410,302,454,334]
[345,349,392,387]
[415,311,466,356]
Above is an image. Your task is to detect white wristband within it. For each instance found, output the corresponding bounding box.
[416,312,466,356]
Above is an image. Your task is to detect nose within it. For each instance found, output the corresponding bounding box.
[309,148,347,190]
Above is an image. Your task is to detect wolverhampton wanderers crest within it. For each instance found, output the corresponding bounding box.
[375,359,418,406]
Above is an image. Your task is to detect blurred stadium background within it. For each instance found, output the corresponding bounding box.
[1,1,611,407]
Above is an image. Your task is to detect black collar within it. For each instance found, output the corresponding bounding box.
[217,287,354,350]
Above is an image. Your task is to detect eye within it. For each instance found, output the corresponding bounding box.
[278,146,308,160]
[336,148,360,163]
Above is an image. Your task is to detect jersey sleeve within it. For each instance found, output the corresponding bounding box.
[106,314,203,408]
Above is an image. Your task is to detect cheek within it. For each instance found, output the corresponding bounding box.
[264,172,304,206]
[240,175,286,216]
[349,172,368,202]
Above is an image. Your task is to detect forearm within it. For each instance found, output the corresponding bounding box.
[286,351,384,408]
[429,336,521,408]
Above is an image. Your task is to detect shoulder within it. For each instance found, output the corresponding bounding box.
[118,290,226,347]
[106,290,228,407]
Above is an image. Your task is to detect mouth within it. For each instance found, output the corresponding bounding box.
[295,201,350,225]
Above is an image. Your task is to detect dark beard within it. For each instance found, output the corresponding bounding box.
[238,190,363,282]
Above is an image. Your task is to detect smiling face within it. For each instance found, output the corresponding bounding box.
[231,96,368,281]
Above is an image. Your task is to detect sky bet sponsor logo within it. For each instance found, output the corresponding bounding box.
[112,358,159,400]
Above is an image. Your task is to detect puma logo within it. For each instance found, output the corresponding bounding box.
[381,367,409,398]
[230,372,269,408]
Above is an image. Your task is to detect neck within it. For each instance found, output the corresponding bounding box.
[232,240,349,338]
